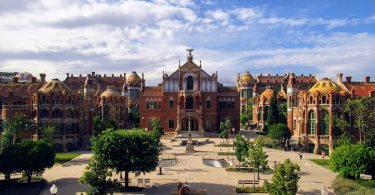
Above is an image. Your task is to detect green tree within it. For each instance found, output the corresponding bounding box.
[240,114,248,127]
[90,129,159,188]
[219,119,231,143]
[40,125,55,144]
[93,115,118,135]
[268,123,291,148]
[2,113,34,144]
[278,102,287,125]
[151,119,164,141]
[80,156,120,195]
[234,134,249,166]
[263,159,300,195]
[330,143,374,179]
[344,97,375,144]
[245,136,269,181]
[246,97,254,123]
[0,130,13,152]
[0,140,55,183]
[267,91,279,127]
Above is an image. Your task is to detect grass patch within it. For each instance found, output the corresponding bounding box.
[309,159,333,171]
[55,153,81,165]
[332,175,375,194]
[214,144,234,147]
[235,187,266,193]
[218,152,235,155]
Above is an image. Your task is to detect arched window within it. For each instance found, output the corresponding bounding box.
[308,111,316,135]
[206,97,211,109]
[319,110,329,135]
[205,119,212,130]
[186,96,194,109]
[186,76,193,90]
[52,109,63,118]
[66,109,74,118]
[309,96,313,104]
[41,109,49,118]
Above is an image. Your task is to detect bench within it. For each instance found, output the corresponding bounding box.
[238,180,259,187]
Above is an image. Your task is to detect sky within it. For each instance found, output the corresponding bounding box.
[0,0,375,85]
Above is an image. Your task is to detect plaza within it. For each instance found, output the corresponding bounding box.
[39,131,336,195]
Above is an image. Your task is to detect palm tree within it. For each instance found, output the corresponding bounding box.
[2,114,34,144]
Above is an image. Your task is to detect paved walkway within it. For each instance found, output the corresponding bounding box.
[40,151,91,195]
[40,133,337,195]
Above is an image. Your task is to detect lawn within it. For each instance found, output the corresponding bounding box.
[309,159,333,171]
[55,153,81,165]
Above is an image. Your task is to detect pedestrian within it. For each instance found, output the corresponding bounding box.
[299,152,303,160]
[322,151,326,160]
[184,182,190,195]
[273,161,277,170]
[178,182,183,195]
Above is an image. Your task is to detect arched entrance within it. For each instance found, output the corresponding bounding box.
[182,117,199,131]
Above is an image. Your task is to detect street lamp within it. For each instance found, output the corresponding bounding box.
[232,128,235,150]
[50,184,58,195]
[321,185,329,195]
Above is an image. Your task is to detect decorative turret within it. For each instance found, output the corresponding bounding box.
[287,73,297,133]
[84,76,94,98]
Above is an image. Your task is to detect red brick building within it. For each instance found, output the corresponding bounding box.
[140,50,240,133]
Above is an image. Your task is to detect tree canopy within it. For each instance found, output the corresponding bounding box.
[0,140,55,182]
[267,91,279,127]
[2,113,34,144]
[89,129,159,188]
[264,159,300,195]
[219,119,231,140]
[151,119,164,141]
[268,123,291,148]
[330,143,375,179]
[245,136,269,181]
[234,134,249,165]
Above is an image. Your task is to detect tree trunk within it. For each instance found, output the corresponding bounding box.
[253,166,256,188]
[257,166,260,180]
[125,171,129,188]
[27,173,32,183]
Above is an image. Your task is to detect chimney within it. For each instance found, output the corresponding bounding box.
[301,74,304,77]
[70,74,73,78]
[92,72,95,77]
[276,74,278,76]
[40,73,46,83]
[120,74,122,77]
[31,77,36,83]
[267,73,270,76]
[346,76,352,83]
[337,73,343,83]
[13,77,19,83]
[66,73,69,78]
[79,74,82,77]
[288,73,296,85]
[309,74,312,77]
[112,74,114,78]
[365,76,370,84]
[104,74,107,78]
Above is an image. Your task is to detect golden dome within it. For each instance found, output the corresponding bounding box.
[260,88,275,99]
[101,86,120,98]
[39,79,71,93]
[309,78,342,93]
[128,71,141,82]
[241,71,253,82]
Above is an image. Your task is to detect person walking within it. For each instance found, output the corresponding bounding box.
[299,152,303,160]
[322,151,326,160]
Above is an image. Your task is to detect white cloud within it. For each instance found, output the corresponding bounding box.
[0,0,374,85]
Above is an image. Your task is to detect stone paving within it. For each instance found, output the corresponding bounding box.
[40,132,337,195]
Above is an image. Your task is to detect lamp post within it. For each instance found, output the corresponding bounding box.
[50,184,58,195]
[232,128,235,150]
[321,185,329,195]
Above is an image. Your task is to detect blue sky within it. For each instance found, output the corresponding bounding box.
[0,0,374,85]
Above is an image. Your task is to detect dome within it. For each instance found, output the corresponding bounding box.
[241,71,253,82]
[101,86,121,98]
[39,78,72,93]
[128,71,141,82]
[308,78,342,93]
[260,88,275,99]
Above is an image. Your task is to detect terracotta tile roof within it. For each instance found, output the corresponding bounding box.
[142,86,162,93]
[344,82,375,97]
[64,76,124,91]
[217,86,238,93]
[0,83,42,97]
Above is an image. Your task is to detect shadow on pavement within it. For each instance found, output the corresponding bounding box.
[140,182,236,195]
[41,177,88,195]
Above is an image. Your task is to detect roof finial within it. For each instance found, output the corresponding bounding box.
[186,48,194,62]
